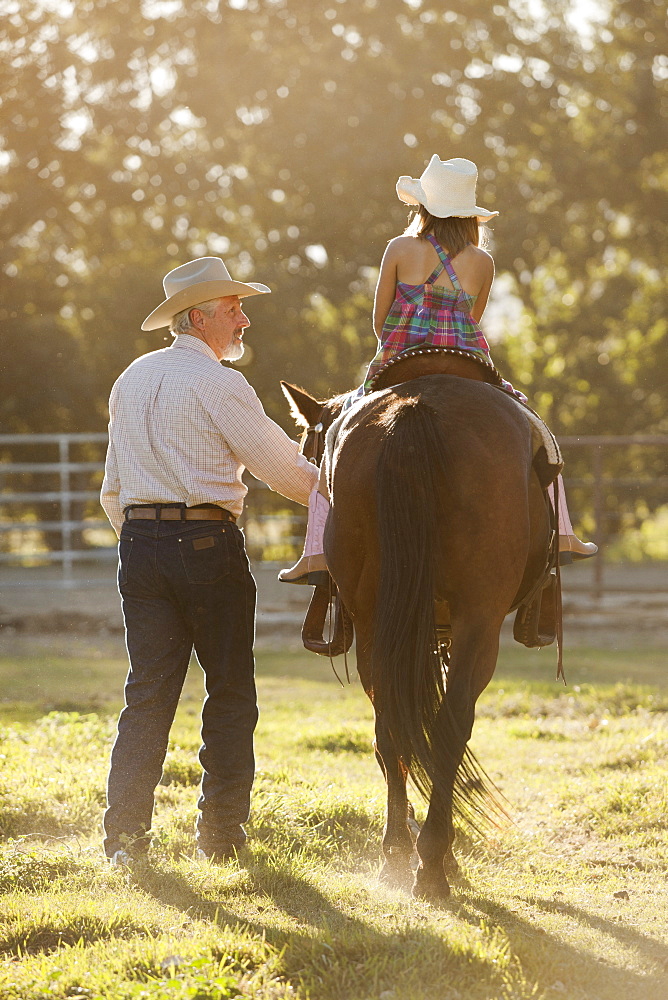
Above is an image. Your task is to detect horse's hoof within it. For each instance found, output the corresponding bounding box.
[412,867,451,904]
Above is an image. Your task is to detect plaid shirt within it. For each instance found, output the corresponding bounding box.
[101,335,318,536]
[364,235,522,398]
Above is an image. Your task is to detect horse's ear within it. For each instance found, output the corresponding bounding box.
[280,381,323,429]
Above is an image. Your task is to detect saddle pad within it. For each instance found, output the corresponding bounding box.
[512,401,562,466]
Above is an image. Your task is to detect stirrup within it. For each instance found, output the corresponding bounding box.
[302,581,354,657]
[513,573,557,648]
[279,568,329,586]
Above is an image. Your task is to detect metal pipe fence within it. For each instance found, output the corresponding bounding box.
[1,432,666,593]
[557,435,667,596]
[0,432,306,587]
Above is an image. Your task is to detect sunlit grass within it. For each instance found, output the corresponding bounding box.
[0,636,666,999]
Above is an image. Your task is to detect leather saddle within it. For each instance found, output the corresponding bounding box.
[370,345,559,492]
[367,346,505,392]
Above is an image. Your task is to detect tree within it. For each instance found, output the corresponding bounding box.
[487,0,667,439]
[0,0,664,441]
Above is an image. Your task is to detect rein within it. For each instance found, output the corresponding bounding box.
[299,404,352,684]
[303,414,326,466]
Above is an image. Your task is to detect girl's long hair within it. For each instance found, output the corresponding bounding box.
[404,206,488,257]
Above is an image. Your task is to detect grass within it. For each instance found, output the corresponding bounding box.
[0,632,666,999]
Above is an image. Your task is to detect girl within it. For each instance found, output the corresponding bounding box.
[366,154,520,397]
[280,155,595,583]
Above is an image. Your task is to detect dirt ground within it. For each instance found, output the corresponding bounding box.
[0,562,312,648]
[1,560,667,649]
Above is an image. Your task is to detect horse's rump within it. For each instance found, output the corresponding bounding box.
[330,377,542,616]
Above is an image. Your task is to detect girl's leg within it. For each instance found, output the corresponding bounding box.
[550,474,598,562]
[278,484,330,584]
[282,473,597,582]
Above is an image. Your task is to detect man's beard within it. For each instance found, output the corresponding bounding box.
[221,339,245,362]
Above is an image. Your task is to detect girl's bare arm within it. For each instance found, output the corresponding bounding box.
[469,253,495,323]
[373,242,400,338]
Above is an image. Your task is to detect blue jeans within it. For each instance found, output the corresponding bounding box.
[103,515,257,858]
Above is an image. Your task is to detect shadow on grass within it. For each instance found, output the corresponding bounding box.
[0,703,112,727]
[455,890,668,1000]
[493,644,667,690]
[254,647,356,685]
[1,913,157,957]
[130,855,508,998]
[131,850,668,999]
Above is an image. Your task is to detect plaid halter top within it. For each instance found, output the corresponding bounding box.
[363,234,522,398]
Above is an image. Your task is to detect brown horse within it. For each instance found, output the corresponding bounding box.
[283,375,553,902]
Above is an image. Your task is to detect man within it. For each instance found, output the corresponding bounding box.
[100,256,318,864]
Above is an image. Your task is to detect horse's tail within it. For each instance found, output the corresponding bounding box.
[372,394,502,832]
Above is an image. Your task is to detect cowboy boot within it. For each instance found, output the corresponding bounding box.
[550,475,598,563]
[278,488,330,585]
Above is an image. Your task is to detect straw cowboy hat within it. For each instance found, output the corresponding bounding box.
[141,256,271,331]
[396,155,499,222]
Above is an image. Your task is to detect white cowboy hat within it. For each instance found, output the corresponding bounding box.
[396,155,498,222]
[141,256,271,331]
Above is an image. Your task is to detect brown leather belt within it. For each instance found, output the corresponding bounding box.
[125,506,236,523]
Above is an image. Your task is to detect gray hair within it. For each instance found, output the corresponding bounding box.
[169,298,221,336]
